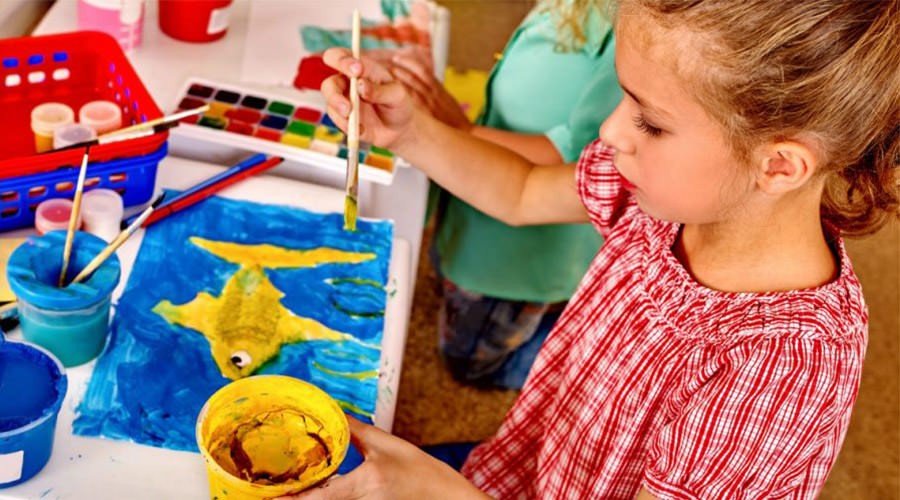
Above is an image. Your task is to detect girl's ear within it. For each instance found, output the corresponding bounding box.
[755,140,819,195]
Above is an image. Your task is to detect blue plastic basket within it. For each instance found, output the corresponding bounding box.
[0,143,167,232]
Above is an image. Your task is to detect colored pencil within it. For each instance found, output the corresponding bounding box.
[58,148,90,287]
[344,9,361,232]
[139,156,285,228]
[121,154,268,227]
[69,204,156,286]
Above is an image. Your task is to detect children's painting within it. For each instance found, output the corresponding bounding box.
[73,193,393,473]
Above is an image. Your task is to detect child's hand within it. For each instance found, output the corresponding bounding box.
[277,416,489,500]
[390,53,473,132]
[321,49,419,153]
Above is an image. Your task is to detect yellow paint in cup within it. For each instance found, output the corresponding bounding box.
[31,103,75,153]
[196,375,350,499]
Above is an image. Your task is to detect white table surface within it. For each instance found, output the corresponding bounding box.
[0,157,411,500]
[33,0,436,290]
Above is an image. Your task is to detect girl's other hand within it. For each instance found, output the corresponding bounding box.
[277,416,490,500]
[321,48,418,152]
[390,53,473,132]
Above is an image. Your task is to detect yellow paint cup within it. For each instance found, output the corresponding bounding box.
[196,375,350,499]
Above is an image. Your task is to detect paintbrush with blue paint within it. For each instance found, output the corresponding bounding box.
[343,9,361,232]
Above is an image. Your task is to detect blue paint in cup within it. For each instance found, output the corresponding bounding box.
[7,231,121,367]
[0,340,68,488]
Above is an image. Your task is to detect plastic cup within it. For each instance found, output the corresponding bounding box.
[6,231,121,367]
[196,375,350,499]
[52,123,97,150]
[79,100,122,134]
[0,340,68,488]
[31,103,75,153]
[159,0,233,43]
[34,199,81,236]
[81,189,124,242]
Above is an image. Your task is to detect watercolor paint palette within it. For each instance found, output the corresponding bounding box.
[171,78,401,185]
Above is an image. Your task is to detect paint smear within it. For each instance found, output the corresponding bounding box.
[209,408,333,485]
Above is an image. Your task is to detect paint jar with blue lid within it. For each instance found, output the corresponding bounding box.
[0,339,68,488]
[7,231,121,367]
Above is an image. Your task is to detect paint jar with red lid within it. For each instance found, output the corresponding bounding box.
[158,0,233,43]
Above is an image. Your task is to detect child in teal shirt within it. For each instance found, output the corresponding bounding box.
[389,0,622,388]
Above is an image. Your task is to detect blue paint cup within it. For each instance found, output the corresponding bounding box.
[0,340,68,488]
[7,231,121,367]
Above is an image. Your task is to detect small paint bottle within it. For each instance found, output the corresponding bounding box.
[81,189,124,242]
[52,122,97,150]
[79,100,123,135]
[31,103,75,153]
[7,231,121,367]
[0,340,68,488]
[34,198,82,235]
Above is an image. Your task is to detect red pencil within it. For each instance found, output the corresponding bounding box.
[143,156,285,227]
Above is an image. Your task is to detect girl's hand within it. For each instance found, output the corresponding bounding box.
[278,417,490,500]
[389,52,473,132]
[321,48,419,153]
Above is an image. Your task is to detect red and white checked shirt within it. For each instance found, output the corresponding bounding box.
[461,140,868,499]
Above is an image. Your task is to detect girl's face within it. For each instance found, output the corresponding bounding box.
[599,20,755,225]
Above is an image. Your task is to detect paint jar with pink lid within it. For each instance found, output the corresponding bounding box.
[34,199,81,235]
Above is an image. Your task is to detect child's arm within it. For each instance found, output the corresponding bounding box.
[321,48,589,226]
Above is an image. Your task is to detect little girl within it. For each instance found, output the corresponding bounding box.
[292,0,898,498]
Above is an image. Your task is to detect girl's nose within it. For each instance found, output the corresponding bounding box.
[599,102,636,154]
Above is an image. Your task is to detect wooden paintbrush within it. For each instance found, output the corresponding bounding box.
[51,120,181,153]
[58,147,90,287]
[108,105,209,137]
[68,204,156,286]
[343,9,361,232]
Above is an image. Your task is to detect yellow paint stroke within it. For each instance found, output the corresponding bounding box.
[312,362,378,381]
[335,400,372,418]
[190,237,375,268]
[154,237,380,380]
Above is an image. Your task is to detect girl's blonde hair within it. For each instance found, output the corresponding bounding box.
[538,0,606,51]
[617,0,899,236]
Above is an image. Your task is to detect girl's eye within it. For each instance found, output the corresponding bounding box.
[632,114,663,137]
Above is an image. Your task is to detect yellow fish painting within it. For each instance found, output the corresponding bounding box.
[154,237,378,380]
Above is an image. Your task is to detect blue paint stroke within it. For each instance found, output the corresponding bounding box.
[73,193,393,476]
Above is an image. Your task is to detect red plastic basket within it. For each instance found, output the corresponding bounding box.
[0,31,167,180]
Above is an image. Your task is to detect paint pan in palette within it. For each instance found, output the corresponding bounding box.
[171,78,401,186]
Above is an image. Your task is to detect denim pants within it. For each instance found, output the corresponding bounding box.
[437,277,563,390]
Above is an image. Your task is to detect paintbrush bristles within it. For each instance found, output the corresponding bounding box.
[70,205,154,285]
[58,149,90,287]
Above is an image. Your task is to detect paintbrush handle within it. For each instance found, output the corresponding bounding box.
[70,206,154,285]
[107,105,209,137]
[344,9,361,231]
[58,150,90,286]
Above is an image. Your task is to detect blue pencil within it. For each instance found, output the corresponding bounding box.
[122,153,268,227]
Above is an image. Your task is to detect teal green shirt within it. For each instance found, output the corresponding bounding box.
[434,8,622,302]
